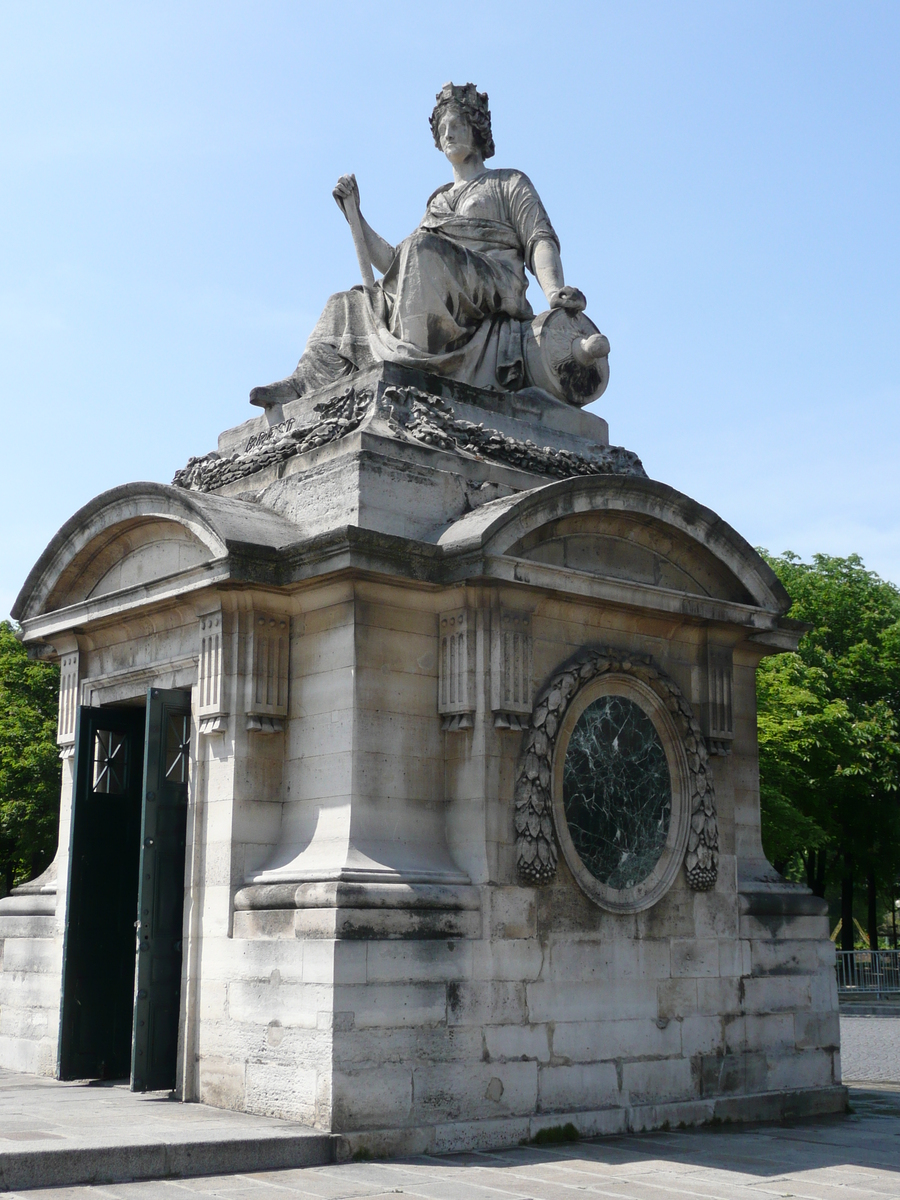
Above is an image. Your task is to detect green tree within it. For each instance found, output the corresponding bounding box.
[0,621,61,896]
[757,553,900,950]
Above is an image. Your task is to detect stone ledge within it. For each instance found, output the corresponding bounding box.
[233,881,483,940]
[232,905,480,941]
[839,1000,900,1016]
[0,1132,334,1192]
[0,893,57,917]
[0,914,58,939]
[739,892,828,918]
[234,881,481,911]
[331,1084,849,1159]
[4,860,57,899]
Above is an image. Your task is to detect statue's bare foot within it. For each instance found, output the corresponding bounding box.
[249,379,301,409]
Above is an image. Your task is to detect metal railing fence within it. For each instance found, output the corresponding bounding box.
[836,949,900,996]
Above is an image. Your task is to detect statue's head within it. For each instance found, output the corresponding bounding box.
[429,82,495,160]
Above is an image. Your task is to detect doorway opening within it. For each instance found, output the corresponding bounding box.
[59,689,191,1091]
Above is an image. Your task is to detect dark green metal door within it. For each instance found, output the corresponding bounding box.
[59,706,145,1080]
[131,689,191,1092]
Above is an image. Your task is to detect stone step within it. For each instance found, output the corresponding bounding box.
[0,1071,333,1191]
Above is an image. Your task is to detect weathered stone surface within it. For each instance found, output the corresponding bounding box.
[2,254,834,1150]
[250,83,610,412]
[173,368,642,509]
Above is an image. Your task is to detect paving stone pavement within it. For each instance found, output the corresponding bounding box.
[2,1086,898,1200]
[841,1014,900,1083]
[4,1015,899,1198]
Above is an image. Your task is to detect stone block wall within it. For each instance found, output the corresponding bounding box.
[0,465,844,1145]
[176,574,842,1147]
[200,870,839,1147]
[0,901,61,1075]
[0,759,72,1077]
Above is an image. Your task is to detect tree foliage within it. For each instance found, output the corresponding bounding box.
[0,621,61,895]
[757,553,900,937]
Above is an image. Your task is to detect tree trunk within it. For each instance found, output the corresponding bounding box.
[814,850,828,898]
[805,849,828,899]
[841,853,855,952]
[867,870,879,952]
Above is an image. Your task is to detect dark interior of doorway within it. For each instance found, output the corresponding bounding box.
[58,690,191,1090]
[59,704,144,1081]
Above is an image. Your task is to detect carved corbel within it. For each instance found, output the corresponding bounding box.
[245,612,289,734]
[701,639,734,756]
[438,608,475,731]
[198,610,228,736]
[491,608,533,731]
[55,637,80,759]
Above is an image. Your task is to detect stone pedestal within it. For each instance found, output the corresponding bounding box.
[0,365,844,1148]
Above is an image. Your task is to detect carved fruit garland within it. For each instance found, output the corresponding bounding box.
[514,648,719,892]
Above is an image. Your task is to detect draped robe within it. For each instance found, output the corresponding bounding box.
[288,168,559,396]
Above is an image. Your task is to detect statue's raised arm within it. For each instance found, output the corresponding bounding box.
[250,82,609,411]
[332,174,395,280]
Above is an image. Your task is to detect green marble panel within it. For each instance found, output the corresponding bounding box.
[562,695,671,890]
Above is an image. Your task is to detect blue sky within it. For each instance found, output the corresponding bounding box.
[2,1,898,618]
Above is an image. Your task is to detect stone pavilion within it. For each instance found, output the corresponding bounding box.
[0,81,844,1154]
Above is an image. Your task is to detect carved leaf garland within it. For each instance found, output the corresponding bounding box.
[383,385,645,480]
[514,647,719,892]
[172,381,646,493]
[173,388,372,492]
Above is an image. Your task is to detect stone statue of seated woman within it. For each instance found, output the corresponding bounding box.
[250,82,609,412]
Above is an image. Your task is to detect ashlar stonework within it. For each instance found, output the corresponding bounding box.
[0,81,843,1154]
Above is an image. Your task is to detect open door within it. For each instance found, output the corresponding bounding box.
[59,706,145,1080]
[131,689,191,1092]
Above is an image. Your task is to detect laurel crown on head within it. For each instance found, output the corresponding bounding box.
[429,81,495,160]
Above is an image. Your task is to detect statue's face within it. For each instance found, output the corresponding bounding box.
[438,109,479,165]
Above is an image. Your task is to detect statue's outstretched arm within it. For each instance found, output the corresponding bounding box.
[333,174,395,276]
[532,238,586,313]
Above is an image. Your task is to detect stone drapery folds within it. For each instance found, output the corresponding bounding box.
[251,173,609,407]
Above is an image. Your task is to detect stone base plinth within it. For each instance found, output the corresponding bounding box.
[0,891,61,1078]
[332,1084,849,1159]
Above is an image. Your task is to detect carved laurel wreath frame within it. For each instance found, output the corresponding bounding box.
[514,647,719,896]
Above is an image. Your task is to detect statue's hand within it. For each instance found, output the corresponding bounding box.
[548,286,587,313]
[333,173,361,218]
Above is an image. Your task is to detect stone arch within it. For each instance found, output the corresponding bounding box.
[13,482,300,621]
[439,474,789,613]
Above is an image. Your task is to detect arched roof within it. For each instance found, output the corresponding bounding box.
[438,474,790,613]
[13,482,302,621]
